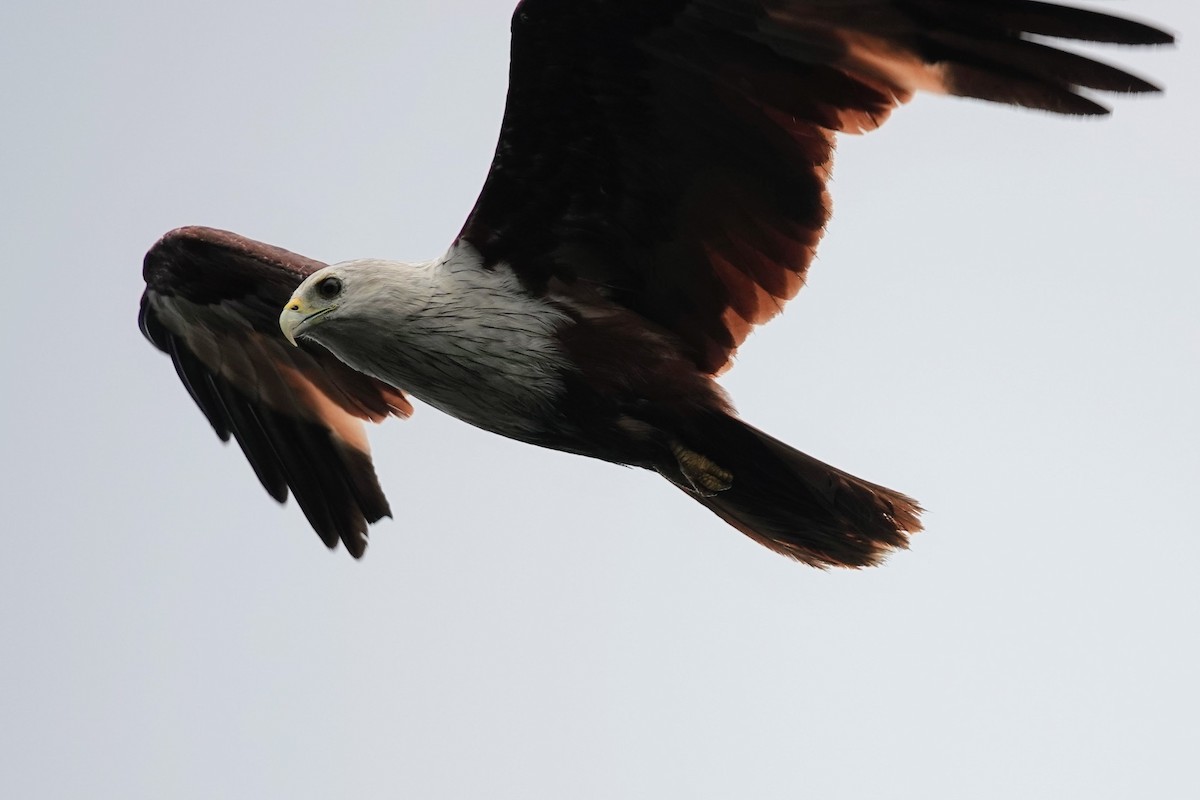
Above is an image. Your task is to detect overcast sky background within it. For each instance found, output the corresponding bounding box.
[1,2,1196,798]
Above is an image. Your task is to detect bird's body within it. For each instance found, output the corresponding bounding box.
[140,1,1172,565]
[281,244,922,566]
[295,248,733,469]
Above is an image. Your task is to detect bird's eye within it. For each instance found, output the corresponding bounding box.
[317,276,342,299]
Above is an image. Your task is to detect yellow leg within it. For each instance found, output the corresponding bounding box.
[670,442,734,496]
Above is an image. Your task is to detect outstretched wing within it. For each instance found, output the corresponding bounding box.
[460,0,1172,374]
[139,227,412,557]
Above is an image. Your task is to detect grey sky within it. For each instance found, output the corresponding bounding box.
[1,2,1196,798]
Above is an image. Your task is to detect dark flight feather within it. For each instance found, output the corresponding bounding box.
[460,0,1173,374]
[139,227,411,556]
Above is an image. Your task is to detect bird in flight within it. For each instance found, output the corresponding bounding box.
[140,1,1172,566]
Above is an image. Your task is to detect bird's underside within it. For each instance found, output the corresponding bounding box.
[139,1,1172,566]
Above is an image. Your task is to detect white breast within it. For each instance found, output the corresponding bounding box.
[323,243,572,440]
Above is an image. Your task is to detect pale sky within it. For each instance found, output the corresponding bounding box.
[1,2,1196,798]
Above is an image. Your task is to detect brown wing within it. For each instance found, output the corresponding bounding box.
[459,0,1172,374]
[139,227,412,557]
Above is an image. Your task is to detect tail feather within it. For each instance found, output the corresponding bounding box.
[679,413,922,568]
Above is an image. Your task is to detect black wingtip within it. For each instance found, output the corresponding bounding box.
[1121,74,1165,95]
[1120,24,1176,47]
[1098,24,1176,47]
[345,533,368,560]
[1018,6,1176,46]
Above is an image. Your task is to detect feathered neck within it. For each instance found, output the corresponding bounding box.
[304,242,573,439]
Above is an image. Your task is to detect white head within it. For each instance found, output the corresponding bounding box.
[278,259,428,348]
[276,246,572,437]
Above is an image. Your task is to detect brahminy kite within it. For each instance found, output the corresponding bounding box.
[139,1,1172,565]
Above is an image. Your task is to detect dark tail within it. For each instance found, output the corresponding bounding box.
[676,413,922,568]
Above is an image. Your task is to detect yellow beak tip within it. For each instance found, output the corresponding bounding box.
[280,299,305,347]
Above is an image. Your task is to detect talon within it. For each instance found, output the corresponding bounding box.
[671,442,733,496]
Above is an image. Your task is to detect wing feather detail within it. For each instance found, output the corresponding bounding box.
[139,226,411,556]
[460,0,1172,374]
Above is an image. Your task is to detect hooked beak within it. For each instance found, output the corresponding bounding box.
[279,297,333,347]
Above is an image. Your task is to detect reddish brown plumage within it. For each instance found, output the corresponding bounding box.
[140,227,411,556]
[683,414,922,567]
[140,2,1172,562]
[462,0,1172,375]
